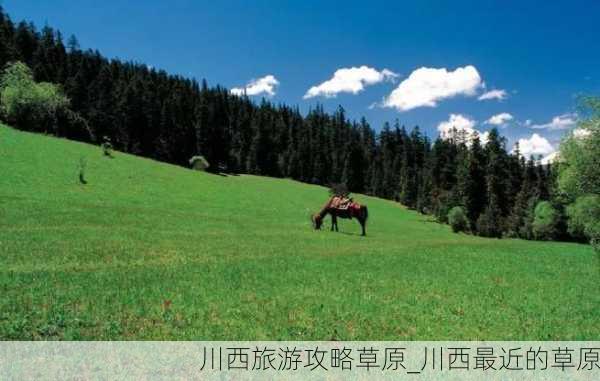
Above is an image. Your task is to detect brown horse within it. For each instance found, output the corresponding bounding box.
[312,196,369,236]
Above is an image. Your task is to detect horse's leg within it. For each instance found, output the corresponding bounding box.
[331,213,336,231]
[359,212,366,236]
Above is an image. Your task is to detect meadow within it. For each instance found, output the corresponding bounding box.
[1,124,598,340]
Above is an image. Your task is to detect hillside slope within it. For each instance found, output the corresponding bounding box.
[1,125,598,340]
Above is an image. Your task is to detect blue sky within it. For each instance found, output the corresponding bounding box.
[4,0,600,158]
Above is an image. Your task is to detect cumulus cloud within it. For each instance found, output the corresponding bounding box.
[231,75,279,96]
[303,66,397,99]
[480,131,490,145]
[572,128,591,139]
[530,113,577,130]
[478,89,507,101]
[437,113,489,144]
[382,65,482,112]
[485,112,513,126]
[514,133,555,158]
[541,151,559,165]
[437,114,476,137]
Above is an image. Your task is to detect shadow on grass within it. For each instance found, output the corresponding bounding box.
[204,171,242,177]
[332,231,367,237]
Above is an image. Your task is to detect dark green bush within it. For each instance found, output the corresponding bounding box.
[532,201,560,240]
[189,155,210,171]
[101,136,114,158]
[448,206,468,233]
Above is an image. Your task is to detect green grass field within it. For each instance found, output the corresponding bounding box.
[1,124,598,340]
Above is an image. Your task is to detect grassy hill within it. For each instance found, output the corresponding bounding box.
[1,124,598,340]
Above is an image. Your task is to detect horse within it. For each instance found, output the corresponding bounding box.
[311,196,369,236]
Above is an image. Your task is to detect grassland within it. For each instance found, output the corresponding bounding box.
[0,124,598,340]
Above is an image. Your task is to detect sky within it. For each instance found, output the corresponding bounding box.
[4,0,600,159]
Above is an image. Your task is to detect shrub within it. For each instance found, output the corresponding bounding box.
[101,136,114,158]
[189,155,210,171]
[78,157,87,185]
[589,224,600,252]
[532,201,560,240]
[448,206,468,233]
[566,194,600,246]
[0,61,69,133]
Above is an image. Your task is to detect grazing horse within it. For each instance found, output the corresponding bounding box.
[312,196,369,236]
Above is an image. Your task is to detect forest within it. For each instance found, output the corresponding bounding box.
[0,7,596,243]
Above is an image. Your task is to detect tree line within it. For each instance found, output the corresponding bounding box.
[0,8,596,244]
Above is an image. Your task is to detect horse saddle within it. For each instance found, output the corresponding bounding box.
[332,197,352,210]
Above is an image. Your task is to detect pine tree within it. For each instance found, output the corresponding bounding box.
[462,134,487,228]
[0,7,17,68]
[14,21,38,66]
[478,129,508,236]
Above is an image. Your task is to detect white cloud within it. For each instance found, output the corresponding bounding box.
[383,65,482,112]
[303,66,397,99]
[437,114,476,137]
[541,151,559,165]
[231,75,279,96]
[572,128,591,139]
[478,89,507,101]
[437,113,489,144]
[485,112,513,126]
[479,131,490,145]
[514,133,555,158]
[530,113,577,130]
